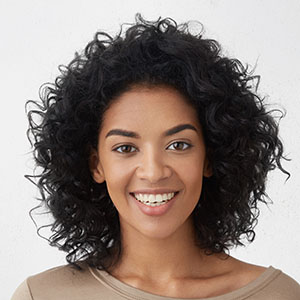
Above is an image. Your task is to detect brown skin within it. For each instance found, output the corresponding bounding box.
[89,84,266,298]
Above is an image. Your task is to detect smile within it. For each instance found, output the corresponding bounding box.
[131,192,179,207]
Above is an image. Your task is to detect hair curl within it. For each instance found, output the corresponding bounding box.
[26,13,290,271]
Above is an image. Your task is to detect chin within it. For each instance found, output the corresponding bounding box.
[133,219,190,241]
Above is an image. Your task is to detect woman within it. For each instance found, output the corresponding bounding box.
[12,13,300,299]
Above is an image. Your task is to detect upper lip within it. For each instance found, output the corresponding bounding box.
[130,189,179,195]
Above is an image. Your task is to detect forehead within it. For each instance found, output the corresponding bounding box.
[101,85,200,130]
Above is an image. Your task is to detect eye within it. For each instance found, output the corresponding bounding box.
[167,141,192,151]
[113,144,137,154]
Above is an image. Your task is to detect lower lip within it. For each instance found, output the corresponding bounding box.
[130,192,179,216]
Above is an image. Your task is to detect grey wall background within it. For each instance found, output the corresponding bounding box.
[1,0,299,298]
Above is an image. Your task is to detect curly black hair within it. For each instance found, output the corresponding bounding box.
[26,13,290,271]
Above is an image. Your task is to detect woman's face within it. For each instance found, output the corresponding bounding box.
[90,84,212,240]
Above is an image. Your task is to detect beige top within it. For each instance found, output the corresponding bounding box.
[11,263,300,300]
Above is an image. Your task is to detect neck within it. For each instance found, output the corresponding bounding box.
[109,216,226,282]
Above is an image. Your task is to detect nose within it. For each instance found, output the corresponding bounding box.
[135,147,172,183]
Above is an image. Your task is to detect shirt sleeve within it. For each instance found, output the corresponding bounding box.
[11,280,33,300]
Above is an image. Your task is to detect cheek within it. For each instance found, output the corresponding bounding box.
[102,159,134,198]
[179,155,205,193]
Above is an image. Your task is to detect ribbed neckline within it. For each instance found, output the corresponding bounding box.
[89,265,281,300]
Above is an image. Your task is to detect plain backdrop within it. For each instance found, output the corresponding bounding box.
[1,0,299,298]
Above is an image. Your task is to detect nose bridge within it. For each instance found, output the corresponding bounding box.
[136,144,170,182]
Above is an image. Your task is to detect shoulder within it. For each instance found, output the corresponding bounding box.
[11,263,109,300]
[224,259,300,300]
[27,263,89,288]
[263,267,300,299]
[240,265,300,300]
[11,280,32,300]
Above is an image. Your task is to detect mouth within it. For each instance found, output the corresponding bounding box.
[130,191,180,207]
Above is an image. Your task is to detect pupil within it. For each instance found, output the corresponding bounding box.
[123,145,131,152]
[175,142,183,150]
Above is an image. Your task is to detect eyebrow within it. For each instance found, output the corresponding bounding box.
[105,123,198,139]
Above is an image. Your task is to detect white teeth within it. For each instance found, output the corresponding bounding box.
[156,194,163,202]
[133,192,176,205]
[148,194,155,202]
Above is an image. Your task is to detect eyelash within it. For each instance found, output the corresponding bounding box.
[112,141,192,154]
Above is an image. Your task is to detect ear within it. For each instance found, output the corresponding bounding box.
[203,157,213,178]
[89,147,105,183]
